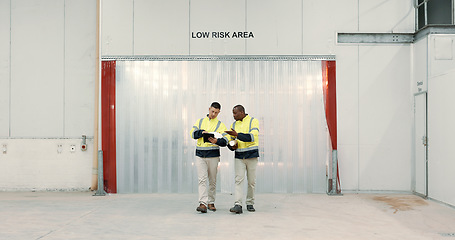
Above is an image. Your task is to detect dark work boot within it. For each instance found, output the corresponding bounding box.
[229,205,243,214]
[196,203,207,213]
[247,205,255,212]
[208,204,216,211]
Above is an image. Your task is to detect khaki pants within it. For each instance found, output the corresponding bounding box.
[234,157,258,206]
[196,156,219,205]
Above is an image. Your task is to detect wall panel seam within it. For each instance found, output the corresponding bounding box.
[357,0,360,191]
[245,0,247,54]
[301,0,303,54]
[189,0,191,55]
[357,0,360,32]
[357,45,360,191]
[63,0,66,137]
[9,0,12,137]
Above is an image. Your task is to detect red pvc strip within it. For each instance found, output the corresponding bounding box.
[322,61,340,193]
[101,61,117,193]
[322,61,337,150]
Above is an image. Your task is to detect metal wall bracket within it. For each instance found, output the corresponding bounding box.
[337,33,414,43]
[414,25,455,42]
[101,55,336,61]
[338,26,455,44]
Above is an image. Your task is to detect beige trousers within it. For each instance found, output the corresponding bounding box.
[196,156,219,206]
[234,157,258,206]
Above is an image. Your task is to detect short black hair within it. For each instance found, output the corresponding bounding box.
[233,105,245,113]
[211,102,221,110]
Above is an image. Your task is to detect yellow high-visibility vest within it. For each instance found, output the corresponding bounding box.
[190,116,228,150]
[228,115,259,158]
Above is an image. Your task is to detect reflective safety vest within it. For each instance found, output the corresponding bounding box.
[190,116,228,158]
[228,114,259,159]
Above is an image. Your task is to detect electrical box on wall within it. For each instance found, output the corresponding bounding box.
[81,135,87,151]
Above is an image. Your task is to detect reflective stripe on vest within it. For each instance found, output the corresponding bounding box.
[198,118,203,129]
[236,146,259,152]
[214,120,221,132]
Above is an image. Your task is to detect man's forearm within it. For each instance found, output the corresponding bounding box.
[237,133,253,142]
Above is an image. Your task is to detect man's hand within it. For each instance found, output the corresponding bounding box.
[208,137,218,144]
[229,140,238,150]
[225,128,238,137]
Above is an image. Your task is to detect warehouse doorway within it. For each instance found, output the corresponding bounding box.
[101,56,336,194]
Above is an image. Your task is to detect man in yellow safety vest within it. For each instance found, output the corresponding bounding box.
[225,105,259,214]
[190,102,228,213]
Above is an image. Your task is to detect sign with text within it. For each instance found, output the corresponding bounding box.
[191,31,255,39]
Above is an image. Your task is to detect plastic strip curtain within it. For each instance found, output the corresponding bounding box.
[115,60,329,193]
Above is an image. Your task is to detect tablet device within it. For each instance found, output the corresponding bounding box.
[203,133,215,143]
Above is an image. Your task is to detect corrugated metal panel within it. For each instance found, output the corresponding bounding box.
[116,59,329,193]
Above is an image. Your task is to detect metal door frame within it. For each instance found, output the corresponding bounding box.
[414,91,428,198]
[101,55,336,194]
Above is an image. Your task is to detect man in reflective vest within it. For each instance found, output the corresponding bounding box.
[225,105,259,214]
[190,102,228,213]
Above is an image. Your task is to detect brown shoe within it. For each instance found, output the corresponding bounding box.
[208,204,216,211]
[196,203,207,213]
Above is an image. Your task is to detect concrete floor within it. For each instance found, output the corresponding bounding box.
[1,192,455,239]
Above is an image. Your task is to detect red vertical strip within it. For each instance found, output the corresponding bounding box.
[101,61,117,193]
[322,60,340,193]
[322,61,337,150]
